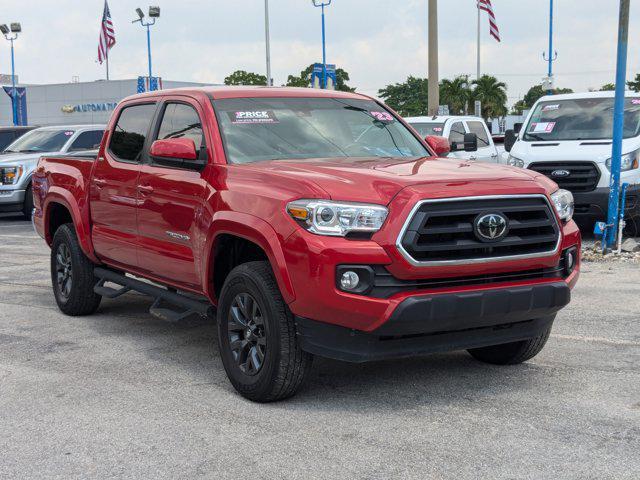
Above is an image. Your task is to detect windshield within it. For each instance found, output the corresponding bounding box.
[408,122,446,137]
[4,129,74,153]
[523,97,640,141]
[212,97,429,164]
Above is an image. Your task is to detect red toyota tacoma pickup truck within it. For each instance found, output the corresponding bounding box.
[33,87,580,402]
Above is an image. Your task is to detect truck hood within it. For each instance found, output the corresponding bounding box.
[0,151,55,167]
[511,139,639,165]
[248,156,544,204]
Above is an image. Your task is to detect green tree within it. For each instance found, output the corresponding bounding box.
[521,85,574,110]
[471,75,508,118]
[600,83,616,91]
[439,75,472,115]
[627,74,640,92]
[224,70,267,86]
[377,76,429,117]
[285,64,355,92]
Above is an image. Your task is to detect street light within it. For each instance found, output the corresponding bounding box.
[1,22,21,125]
[132,6,160,90]
[311,0,331,89]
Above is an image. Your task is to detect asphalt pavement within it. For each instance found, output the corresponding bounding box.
[0,214,638,480]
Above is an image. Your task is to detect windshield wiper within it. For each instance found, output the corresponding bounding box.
[18,149,42,153]
[525,133,548,141]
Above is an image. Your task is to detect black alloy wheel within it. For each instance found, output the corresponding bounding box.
[55,243,73,300]
[227,293,267,375]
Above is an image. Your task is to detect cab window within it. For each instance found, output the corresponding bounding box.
[467,121,490,147]
[448,122,466,144]
[156,103,204,151]
[109,104,156,162]
[69,130,104,151]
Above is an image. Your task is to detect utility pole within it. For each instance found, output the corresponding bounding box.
[427,0,439,116]
[0,23,21,125]
[312,0,332,89]
[264,0,272,86]
[476,5,481,81]
[604,0,630,250]
[543,0,558,95]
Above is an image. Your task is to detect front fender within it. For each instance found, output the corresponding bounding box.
[43,187,99,263]
[202,211,295,305]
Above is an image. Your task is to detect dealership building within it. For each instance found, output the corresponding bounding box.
[0,78,213,126]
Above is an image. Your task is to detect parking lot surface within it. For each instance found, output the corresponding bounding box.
[0,215,639,480]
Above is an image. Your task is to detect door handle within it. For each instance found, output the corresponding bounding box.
[137,185,154,195]
[93,178,107,188]
[469,156,477,161]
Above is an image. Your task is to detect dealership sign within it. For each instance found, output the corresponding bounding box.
[61,102,118,114]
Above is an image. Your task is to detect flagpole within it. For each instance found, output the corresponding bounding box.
[106,52,110,80]
[476,5,481,80]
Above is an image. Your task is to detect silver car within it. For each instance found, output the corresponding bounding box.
[0,125,105,218]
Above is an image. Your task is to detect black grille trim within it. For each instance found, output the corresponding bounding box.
[396,195,561,266]
[369,261,566,299]
[529,161,601,192]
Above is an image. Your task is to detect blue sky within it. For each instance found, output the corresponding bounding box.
[0,0,638,106]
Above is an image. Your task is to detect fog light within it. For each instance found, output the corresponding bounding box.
[563,247,578,276]
[340,271,360,291]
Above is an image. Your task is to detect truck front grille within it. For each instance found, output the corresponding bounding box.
[398,195,560,265]
[528,161,600,192]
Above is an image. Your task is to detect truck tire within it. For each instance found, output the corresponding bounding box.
[22,184,34,220]
[467,322,553,365]
[217,261,313,402]
[51,224,102,316]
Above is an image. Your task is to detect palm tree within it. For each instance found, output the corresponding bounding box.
[471,75,508,119]
[439,76,472,115]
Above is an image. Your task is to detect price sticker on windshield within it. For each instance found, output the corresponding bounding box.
[370,111,394,122]
[64,131,75,136]
[542,104,560,112]
[230,111,279,124]
[529,122,556,133]
[632,99,640,105]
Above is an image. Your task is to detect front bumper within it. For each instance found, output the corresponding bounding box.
[573,185,640,223]
[296,282,567,362]
[0,188,25,212]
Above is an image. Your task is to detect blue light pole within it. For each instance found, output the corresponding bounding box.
[542,0,557,95]
[1,23,21,126]
[604,0,630,250]
[312,0,331,89]
[132,7,160,90]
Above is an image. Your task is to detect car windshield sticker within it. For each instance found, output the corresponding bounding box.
[370,111,394,122]
[632,99,640,105]
[529,121,556,133]
[542,104,560,112]
[64,131,75,136]
[432,127,443,132]
[230,111,279,124]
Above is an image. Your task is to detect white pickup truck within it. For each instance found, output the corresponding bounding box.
[504,91,640,235]
[405,115,500,163]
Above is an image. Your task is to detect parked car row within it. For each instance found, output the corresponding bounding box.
[0,125,105,218]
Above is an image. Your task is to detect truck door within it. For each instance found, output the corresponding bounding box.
[135,99,209,289]
[466,120,499,163]
[90,102,157,268]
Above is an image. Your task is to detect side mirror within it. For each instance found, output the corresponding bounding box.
[513,122,523,134]
[504,129,517,152]
[463,132,478,152]
[149,138,204,170]
[425,135,451,156]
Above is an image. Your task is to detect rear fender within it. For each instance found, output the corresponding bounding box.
[43,187,99,263]
[203,212,295,305]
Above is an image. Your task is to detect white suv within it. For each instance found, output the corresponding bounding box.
[504,91,640,235]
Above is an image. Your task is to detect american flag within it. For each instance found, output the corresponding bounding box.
[477,0,500,42]
[97,0,116,64]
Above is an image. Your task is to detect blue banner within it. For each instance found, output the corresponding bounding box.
[3,86,28,126]
[137,76,163,93]
[311,63,337,90]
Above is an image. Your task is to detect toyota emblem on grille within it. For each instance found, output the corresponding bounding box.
[474,213,509,242]
[551,169,571,177]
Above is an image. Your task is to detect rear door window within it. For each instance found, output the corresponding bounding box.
[69,130,104,151]
[466,121,490,147]
[0,131,14,151]
[109,104,156,162]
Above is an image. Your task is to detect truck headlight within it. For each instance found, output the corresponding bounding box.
[507,155,525,168]
[551,189,574,222]
[605,150,639,172]
[0,166,23,185]
[287,200,388,236]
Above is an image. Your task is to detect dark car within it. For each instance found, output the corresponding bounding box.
[0,126,37,152]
